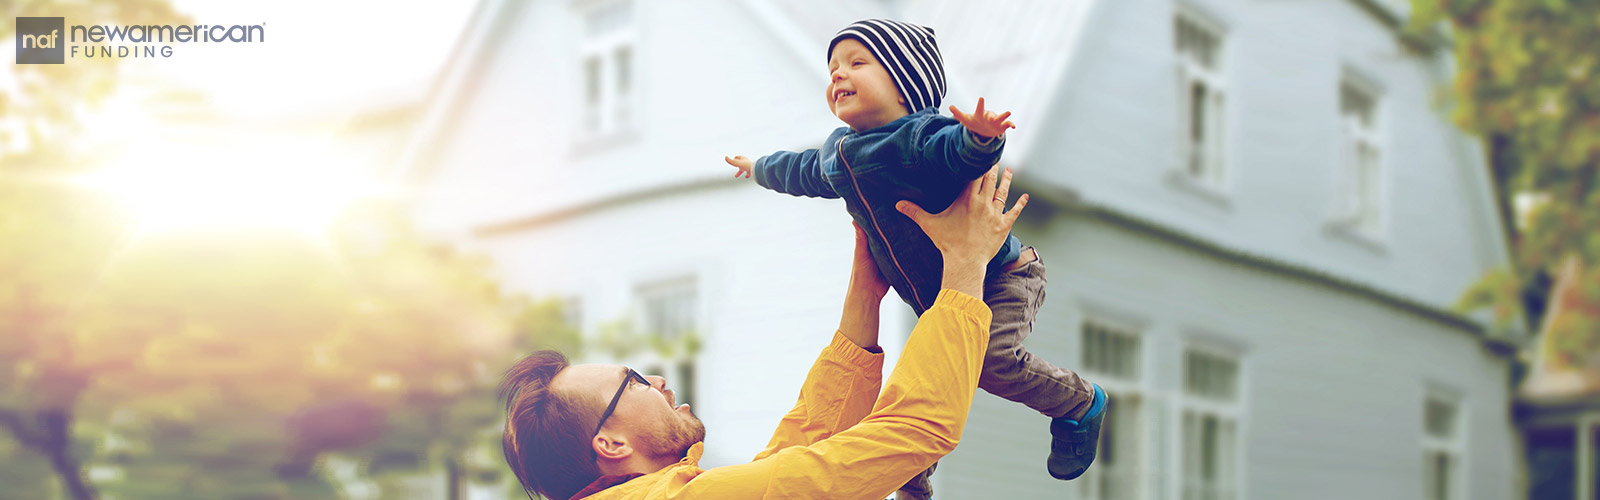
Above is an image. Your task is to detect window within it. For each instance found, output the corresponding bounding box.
[1175,11,1227,188]
[1080,319,1145,500]
[1181,347,1240,500]
[1422,391,1463,500]
[636,277,698,406]
[578,0,636,137]
[563,296,583,331]
[1336,77,1383,235]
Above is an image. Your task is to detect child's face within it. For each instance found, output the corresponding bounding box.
[827,39,909,132]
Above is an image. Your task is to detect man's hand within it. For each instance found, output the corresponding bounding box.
[949,97,1015,140]
[895,166,1027,298]
[725,155,755,179]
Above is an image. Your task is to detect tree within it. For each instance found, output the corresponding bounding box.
[1409,0,1600,366]
[3,2,189,497]
[77,205,531,500]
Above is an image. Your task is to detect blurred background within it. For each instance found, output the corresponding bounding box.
[2,0,1596,499]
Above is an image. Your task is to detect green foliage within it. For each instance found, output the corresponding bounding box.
[1409,0,1600,346]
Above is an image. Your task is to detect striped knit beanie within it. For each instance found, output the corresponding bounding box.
[828,19,946,114]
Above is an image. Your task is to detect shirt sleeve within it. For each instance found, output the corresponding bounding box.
[670,290,993,500]
[753,149,840,199]
[752,332,885,461]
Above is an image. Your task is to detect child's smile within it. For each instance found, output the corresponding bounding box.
[826,38,909,131]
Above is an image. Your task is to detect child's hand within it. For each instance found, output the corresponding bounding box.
[725,155,754,179]
[950,97,1015,140]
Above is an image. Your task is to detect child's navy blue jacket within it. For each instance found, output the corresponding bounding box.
[753,107,1022,315]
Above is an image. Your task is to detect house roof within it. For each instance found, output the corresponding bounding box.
[392,0,518,184]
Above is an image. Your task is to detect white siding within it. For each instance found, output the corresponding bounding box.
[939,213,1517,500]
[1026,0,1506,311]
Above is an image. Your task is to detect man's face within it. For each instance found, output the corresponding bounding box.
[827,38,909,132]
[555,364,706,460]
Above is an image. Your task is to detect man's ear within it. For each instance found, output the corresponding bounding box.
[593,431,633,461]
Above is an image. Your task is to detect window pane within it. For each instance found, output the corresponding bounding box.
[1208,93,1225,183]
[1526,426,1576,499]
[678,362,695,407]
[1190,82,1206,142]
[1201,414,1218,479]
[639,279,697,340]
[615,46,631,94]
[1189,82,1206,176]
[1083,321,1141,381]
[1181,409,1237,500]
[1080,379,1144,497]
[1175,17,1189,51]
[1175,16,1219,69]
[1424,397,1456,439]
[1341,82,1375,127]
[584,57,601,104]
[614,46,632,126]
[1359,145,1380,229]
[1425,450,1450,500]
[584,0,633,38]
[564,297,583,331]
[1185,350,1238,400]
[584,56,601,132]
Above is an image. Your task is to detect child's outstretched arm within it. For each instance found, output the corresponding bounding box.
[725,150,839,199]
[919,97,1017,181]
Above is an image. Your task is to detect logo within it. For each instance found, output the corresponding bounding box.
[16,17,65,64]
[15,17,265,64]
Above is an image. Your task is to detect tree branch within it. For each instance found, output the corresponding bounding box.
[0,408,47,450]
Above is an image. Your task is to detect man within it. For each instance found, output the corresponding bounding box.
[500,166,1030,500]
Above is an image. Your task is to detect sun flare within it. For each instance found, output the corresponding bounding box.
[74,156,389,239]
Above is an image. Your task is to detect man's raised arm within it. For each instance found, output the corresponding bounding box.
[755,224,892,459]
[672,167,1028,500]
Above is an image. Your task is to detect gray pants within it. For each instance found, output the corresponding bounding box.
[899,248,1096,500]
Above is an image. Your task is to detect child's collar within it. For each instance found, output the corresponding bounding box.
[848,107,938,134]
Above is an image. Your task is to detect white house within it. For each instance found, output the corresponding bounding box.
[400,0,1523,498]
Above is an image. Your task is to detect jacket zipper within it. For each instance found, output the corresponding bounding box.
[837,138,927,311]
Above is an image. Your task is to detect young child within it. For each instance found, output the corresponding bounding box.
[724,19,1107,499]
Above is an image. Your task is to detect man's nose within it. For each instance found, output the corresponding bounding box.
[645,375,667,390]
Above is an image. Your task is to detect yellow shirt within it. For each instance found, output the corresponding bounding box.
[578,290,992,500]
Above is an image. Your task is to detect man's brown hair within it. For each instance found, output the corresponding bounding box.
[499,350,603,500]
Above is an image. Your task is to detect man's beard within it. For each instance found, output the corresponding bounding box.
[643,411,707,461]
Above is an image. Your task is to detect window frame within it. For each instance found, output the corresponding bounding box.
[631,275,700,407]
[1174,341,1245,500]
[1421,386,1467,500]
[1331,70,1388,241]
[574,0,638,141]
[1078,316,1152,500]
[1171,7,1231,202]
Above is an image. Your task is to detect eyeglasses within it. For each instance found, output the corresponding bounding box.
[595,367,650,435]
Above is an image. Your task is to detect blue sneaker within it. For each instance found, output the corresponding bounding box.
[897,462,935,500]
[1048,384,1106,480]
